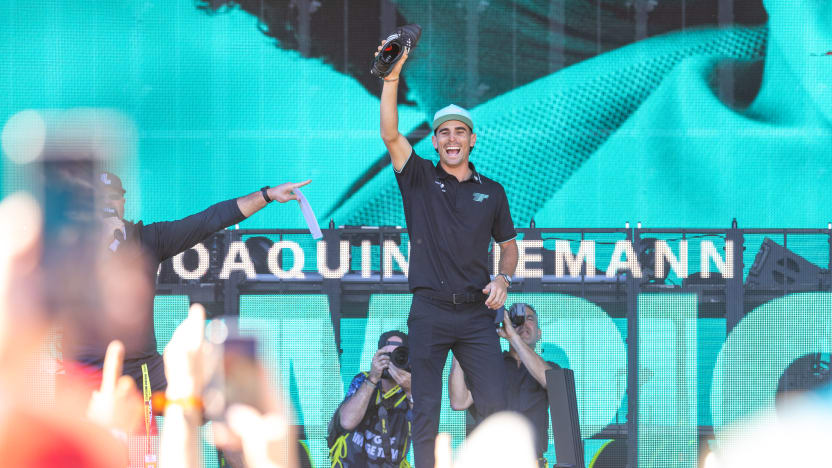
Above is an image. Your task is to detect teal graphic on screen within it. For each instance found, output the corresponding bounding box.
[3,1,828,229]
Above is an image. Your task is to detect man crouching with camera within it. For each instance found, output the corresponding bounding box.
[329,330,413,468]
[449,304,556,467]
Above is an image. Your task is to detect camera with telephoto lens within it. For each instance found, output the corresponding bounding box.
[382,345,411,379]
[507,303,527,328]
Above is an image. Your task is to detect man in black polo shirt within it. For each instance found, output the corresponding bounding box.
[79,172,310,393]
[449,303,556,466]
[377,46,519,467]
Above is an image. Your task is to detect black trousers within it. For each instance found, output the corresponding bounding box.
[408,294,507,468]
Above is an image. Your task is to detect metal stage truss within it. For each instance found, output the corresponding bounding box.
[154,225,832,467]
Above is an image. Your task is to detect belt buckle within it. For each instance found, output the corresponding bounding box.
[452,293,464,305]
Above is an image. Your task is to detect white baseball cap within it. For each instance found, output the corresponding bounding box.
[432,104,474,132]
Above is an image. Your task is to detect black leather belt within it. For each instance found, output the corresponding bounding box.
[414,288,487,305]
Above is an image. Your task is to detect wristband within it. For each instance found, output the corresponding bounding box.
[152,391,203,414]
[165,396,203,412]
[260,186,273,203]
[497,273,512,287]
[366,377,379,386]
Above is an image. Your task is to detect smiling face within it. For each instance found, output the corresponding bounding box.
[432,120,477,169]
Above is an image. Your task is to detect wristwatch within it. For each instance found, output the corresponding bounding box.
[260,186,273,203]
[497,273,512,287]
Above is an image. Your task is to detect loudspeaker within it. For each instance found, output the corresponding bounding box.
[746,237,830,290]
[546,368,585,468]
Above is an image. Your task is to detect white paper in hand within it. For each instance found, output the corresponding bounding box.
[293,188,322,239]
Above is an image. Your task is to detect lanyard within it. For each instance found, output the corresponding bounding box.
[141,363,157,468]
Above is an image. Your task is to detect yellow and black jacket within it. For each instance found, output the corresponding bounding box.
[328,372,412,468]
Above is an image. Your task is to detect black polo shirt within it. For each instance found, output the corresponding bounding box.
[74,198,247,390]
[394,150,516,294]
[468,353,558,457]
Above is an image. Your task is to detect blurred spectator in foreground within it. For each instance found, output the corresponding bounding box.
[159,303,299,468]
[0,193,144,467]
[704,386,832,468]
[434,411,538,468]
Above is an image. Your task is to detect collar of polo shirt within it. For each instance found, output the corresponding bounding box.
[434,160,482,184]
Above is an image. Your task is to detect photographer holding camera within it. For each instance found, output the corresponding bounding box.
[449,304,555,466]
[329,330,413,468]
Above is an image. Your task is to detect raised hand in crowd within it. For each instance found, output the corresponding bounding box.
[160,303,208,468]
[159,303,298,468]
[0,193,131,468]
[217,401,298,468]
[85,340,144,437]
[211,342,299,468]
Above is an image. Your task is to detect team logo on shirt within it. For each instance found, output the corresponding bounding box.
[472,193,489,202]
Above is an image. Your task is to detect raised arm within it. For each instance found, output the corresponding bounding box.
[236,180,311,217]
[338,350,389,430]
[377,44,413,172]
[448,355,474,410]
[497,309,552,388]
[147,180,310,261]
[159,304,206,468]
